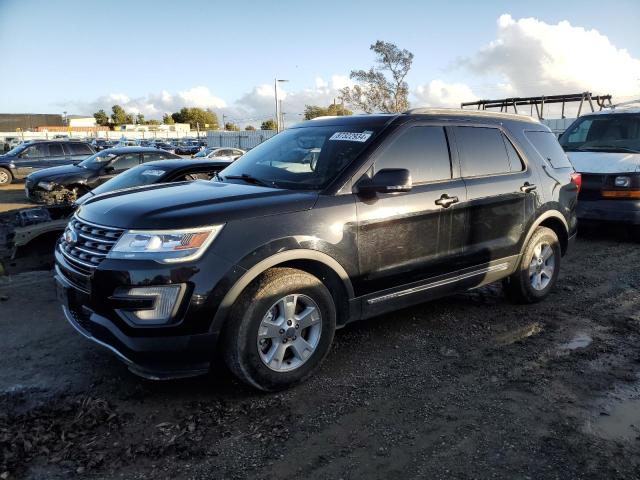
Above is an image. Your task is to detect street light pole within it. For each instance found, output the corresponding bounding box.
[274,78,289,132]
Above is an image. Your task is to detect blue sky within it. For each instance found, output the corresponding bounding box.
[1,0,639,124]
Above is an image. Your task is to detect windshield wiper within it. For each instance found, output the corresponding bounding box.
[221,173,275,188]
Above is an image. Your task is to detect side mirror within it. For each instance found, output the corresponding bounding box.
[355,168,412,196]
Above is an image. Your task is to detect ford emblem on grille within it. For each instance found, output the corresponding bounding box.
[64,227,78,245]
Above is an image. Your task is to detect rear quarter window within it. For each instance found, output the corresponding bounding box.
[525,131,573,169]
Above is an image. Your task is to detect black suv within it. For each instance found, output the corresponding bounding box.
[54,110,579,390]
[0,140,95,185]
[25,147,180,205]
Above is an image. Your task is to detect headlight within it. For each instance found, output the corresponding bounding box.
[37,181,55,191]
[108,225,224,263]
[614,176,631,188]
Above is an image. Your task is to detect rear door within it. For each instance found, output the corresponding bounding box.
[355,124,467,309]
[451,125,539,288]
[47,142,68,166]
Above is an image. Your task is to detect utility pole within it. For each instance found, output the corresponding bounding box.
[222,114,227,130]
[274,78,289,132]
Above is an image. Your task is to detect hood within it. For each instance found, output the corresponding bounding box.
[567,151,640,174]
[77,180,318,229]
[27,164,94,184]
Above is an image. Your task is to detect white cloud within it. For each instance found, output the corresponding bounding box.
[462,14,640,97]
[414,80,478,108]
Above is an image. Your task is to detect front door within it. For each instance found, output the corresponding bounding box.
[355,124,467,313]
[13,142,50,177]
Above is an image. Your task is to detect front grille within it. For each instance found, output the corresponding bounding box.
[58,216,124,274]
[578,173,605,201]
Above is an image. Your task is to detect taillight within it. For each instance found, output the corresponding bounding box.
[601,190,640,199]
[570,172,582,193]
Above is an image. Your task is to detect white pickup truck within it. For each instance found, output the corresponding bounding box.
[559,106,640,240]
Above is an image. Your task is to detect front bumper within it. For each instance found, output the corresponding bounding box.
[54,244,243,380]
[576,199,640,225]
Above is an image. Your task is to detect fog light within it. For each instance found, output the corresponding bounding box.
[114,285,184,325]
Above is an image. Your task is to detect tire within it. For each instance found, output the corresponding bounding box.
[0,168,12,186]
[222,267,336,391]
[629,225,640,242]
[503,226,561,304]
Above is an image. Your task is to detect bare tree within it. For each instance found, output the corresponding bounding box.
[340,40,414,113]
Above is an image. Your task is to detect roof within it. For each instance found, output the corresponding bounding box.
[142,158,233,169]
[100,146,178,154]
[294,109,540,128]
[586,106,640,116]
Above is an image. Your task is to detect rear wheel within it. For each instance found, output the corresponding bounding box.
[0,168,12,186]
[223,267,336,391]
[503,226,561,303]
[629,225,640,242]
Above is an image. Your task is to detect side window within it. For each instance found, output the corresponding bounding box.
[110,154,140,172]
[525,131,573,168]
[142,153,169,163]
[455,127,512,177]
[48,143,64,157]
[502,135,524,172]
[374,126,452,183]
[68,143,93,156]
[21,143,48,158]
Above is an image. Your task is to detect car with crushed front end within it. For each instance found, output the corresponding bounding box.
[54,109,579,391]
[25,147,180,205]
[75,157,238,205]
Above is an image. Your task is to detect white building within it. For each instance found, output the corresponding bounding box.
[67,115,97,128]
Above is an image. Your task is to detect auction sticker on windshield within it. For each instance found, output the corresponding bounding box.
[329,131,372,142]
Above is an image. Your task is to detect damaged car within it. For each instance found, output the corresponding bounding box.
[25,147,180,206]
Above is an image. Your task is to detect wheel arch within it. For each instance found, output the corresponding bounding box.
[211,249,355,333]
[523,210,569,256]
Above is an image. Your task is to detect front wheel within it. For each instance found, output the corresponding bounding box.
[0,168,12,186]
[503,226,561,303]
[222,267,336,391]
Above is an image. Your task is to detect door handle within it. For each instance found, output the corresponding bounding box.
[521,182,537,193]
[435,194,459,208]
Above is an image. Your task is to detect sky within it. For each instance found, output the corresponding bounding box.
[1,0,639,126]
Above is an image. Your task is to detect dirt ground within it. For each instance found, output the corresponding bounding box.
[0,184,33,212]
[0,223,639,479]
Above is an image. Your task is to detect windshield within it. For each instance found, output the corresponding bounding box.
[78,151,118,169]
[560,113,640,153]
[4,143,28,156]
[91,164,169,196]
[218,125,378,189]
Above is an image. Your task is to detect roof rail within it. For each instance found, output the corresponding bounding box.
[403,107,539,123]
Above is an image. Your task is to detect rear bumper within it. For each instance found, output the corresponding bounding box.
[576,199,640,225]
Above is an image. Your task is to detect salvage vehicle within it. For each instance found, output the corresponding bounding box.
[25,147,179,205]
[2,158,237,259]
[75,157,238,205]
[559,104,640,239]
[0,140,95,186]
[55,110,579,390]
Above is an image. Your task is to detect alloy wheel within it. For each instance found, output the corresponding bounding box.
[529,242,555,290]
[256,294,322,372]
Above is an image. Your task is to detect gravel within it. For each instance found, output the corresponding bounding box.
[1,224,640,479]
